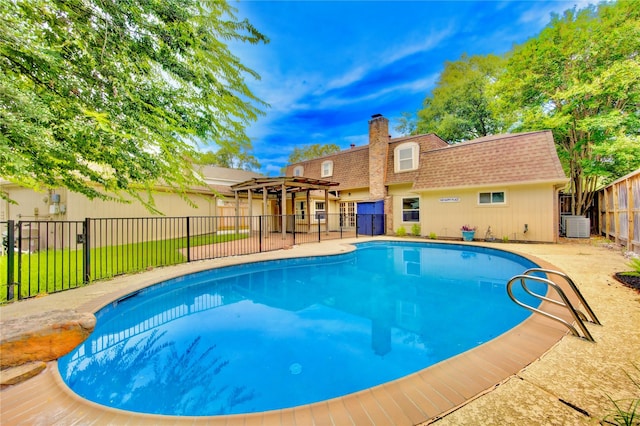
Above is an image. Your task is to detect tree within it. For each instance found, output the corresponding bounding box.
[195,145,261,171]
[0,0,268,210]
[394,112,417,136]
[287,143,341,164]
[416,53,507,143]
[498,1,640,215]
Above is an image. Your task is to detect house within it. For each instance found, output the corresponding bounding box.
[284,114,568,242]
[0,165,263,221]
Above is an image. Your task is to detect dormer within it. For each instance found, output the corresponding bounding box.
[394,142,419,173]
[321,160,333,178]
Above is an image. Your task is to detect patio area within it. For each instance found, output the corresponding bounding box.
[1,236,638,425]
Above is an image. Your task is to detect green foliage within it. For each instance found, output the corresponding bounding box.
[627,257,640,277]
[603,364,640,426]
[502,235,509,243]
[287,143,341,164]
[0,0,268,211]
[195,145,261,171]
[394,112,417,136]
[497,1,640,215]
[428,232,437,239]
[416,53,507,143]
[396,226,406,237]
[411,223,421,236]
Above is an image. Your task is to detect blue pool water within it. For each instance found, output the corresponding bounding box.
[58,241,543,416]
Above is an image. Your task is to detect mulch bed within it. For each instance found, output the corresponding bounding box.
[614,272,640,293]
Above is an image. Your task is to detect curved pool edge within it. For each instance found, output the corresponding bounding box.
[4,238,576,425]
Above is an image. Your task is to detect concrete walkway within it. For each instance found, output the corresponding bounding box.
[431,238,640,425]
[1,237,639,425]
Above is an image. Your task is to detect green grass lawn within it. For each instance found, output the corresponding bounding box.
[0,232,248,303]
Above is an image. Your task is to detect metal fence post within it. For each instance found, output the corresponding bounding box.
[186,217,191,263]
[259,216,263,253]
[83,218,91,284]
[355,215,359,238]
[16,221,23,299]
[6,220,15,301]
[383,214,386,236]
[371,214,375,236]
[292,215,296,245]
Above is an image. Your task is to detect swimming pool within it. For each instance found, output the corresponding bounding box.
[58,241,544,416]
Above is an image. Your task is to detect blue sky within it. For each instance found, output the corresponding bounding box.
[227,0,594,176]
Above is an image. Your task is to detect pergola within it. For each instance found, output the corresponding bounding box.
[230,176,340,239]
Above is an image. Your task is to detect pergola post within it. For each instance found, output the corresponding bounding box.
[325,188,329,235]
[306,190,311,230]
[281,183,287,240]
[263,189,268,215]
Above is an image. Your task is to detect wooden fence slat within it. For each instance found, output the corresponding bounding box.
[599,169,640,254]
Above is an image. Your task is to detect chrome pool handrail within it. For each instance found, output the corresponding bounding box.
[522,268,601,325]
[506,273,596,342]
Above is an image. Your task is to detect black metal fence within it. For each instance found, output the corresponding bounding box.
[1,213,385,303]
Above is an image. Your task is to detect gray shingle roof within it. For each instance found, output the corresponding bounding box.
[412,130,567,190]
[285,130,567,191]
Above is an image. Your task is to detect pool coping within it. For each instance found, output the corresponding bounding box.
[0,238,580,425]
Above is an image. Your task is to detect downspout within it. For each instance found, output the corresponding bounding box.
[554,184,564,243]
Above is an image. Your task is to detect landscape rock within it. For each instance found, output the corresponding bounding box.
[0,309,96,369]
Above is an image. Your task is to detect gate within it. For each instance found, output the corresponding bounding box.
[356,201,385,236]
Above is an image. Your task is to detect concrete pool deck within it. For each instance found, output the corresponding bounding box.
[1,237,639,425]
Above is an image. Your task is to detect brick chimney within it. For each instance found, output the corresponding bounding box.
[368,114,388,200]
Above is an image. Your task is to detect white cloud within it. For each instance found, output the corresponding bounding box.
[384,25,457,66]
[518,0,595,26]
[315,74,440,110]
[319,25,455,96]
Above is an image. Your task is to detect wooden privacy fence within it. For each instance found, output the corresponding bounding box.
[599,169,640,254]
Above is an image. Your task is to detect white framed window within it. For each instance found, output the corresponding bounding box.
[293,166,304,176]
[321,160,333,177]
[394,142,419,172]
[478,191,506,205]
[401,197,419,222]
[295,201,306,219]
[315,201,326,220]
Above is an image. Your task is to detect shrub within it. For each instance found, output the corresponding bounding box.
[396,227,406,237]
[628,257,640,277]
[428,232,437,239]
[603,364,639,425]
[411,224,421,236]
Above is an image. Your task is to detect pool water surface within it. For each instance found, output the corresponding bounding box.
[58,241,543,416]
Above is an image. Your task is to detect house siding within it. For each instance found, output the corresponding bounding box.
[417,183,559,242]
[0,166,261,221]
